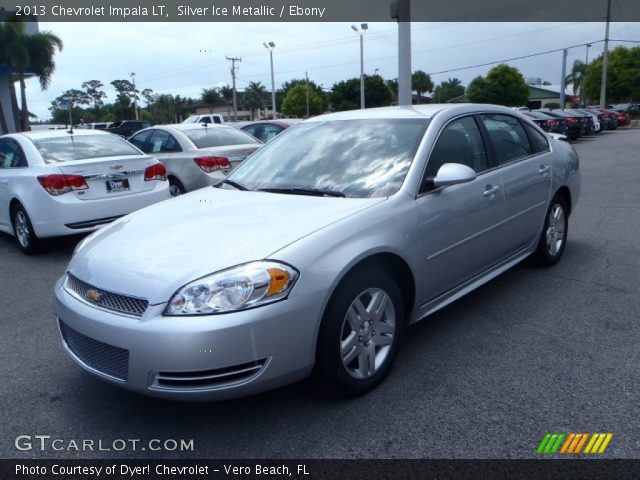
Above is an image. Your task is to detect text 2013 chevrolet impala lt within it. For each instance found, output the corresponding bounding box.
[54,105,580,400]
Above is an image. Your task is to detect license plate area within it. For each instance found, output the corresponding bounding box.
[106,178,130,193]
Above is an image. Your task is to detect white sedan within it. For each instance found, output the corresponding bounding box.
[0,129,170,254]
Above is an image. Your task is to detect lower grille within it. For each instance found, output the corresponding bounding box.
[59,320,129,381]
[64,273,148,317]
[153,360,266,390]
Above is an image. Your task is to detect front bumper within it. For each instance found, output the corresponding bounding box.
[54,275,325,401]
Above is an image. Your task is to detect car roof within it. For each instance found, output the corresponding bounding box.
[152,123,234,132]
[9,129,113,141]
[305,104,515,122]
[238,119,301,128]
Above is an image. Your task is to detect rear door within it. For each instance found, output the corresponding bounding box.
[479,114,552,252]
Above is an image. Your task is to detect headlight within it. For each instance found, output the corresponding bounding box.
[165,261,298,315]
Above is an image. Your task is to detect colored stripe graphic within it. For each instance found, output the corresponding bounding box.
[537,433,565,454]
[538,433,613,454]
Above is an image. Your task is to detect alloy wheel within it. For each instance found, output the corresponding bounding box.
[545,204,566,257]
[14,210,30,248]
[340,288,396,379]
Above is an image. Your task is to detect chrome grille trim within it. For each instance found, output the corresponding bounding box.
[152,359,268,391]
[59,320,129,382]
[64,273,148,317]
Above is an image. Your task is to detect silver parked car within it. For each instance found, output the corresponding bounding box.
[128,124,261,196]
[54,104,580,400]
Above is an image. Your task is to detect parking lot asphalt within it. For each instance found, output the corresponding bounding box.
[1,129,639,460]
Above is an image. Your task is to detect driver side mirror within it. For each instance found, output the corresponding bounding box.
[432,163,476,187]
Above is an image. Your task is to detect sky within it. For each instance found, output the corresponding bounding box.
[26,21,640,120]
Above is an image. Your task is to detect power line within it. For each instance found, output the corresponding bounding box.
[427,40,605,76]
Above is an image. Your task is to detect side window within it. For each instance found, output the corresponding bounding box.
[148,130,181,153]
[0,138,27,168]
[424,116,488,181]
[129,130,152,151]
[481,114,532,165]
[262,125,283,142]
[525,124,550,154]
[243,125,260,139]
[213,116,222,124]
[201,117,212,124]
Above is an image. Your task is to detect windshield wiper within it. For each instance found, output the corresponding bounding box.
[216,179,250,191]
[258,187,345,198]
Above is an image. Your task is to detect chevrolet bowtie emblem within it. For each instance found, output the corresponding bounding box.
[110,164,123,170]
[85,289,102,303]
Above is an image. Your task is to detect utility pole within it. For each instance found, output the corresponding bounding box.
[560,49,567,109]
[130,72,139,120]
[600,0,612,108]
[226,56,241,121]
[305,70,310,118]
[391,0,412,106]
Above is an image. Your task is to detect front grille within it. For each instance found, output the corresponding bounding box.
[153,359,267,390]
[64,273,148,317]
[59,320,129,381]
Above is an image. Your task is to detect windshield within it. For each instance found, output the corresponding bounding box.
[182,116,203,124]
[226,119,428,198]
[184,127,260,149]
[33,134,141,163]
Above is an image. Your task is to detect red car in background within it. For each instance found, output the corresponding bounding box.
[614,110,630,127]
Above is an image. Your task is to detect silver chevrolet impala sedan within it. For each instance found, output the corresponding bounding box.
[54,104,580,400]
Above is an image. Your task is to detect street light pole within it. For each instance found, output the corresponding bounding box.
[130,72,138,120]
[351,23,368,109]
[263,41,277,119]
[305,70,310,118]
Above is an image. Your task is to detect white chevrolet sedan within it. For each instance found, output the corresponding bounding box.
[0,129,169,254]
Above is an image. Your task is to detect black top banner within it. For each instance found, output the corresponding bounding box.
[1,0,640,22]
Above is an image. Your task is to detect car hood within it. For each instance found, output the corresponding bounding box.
[68,188,384,304]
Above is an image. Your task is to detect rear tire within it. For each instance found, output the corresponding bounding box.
[532,194,568,267]
[169,177,186,197]
[316,266,405,397]
[11,204,45,255]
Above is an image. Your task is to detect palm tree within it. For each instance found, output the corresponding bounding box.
[218,85,233,116]
[19,31,63,130]
[0,21,24,130]
[201,87,220,112]
[243,81,266,120]
[565,60,587,105]
[0,19,62,131]
[411,70,434,104]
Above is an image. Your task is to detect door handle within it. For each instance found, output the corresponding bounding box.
[538,165,551,174]
[483,185,501,197]
[0,179,8,184]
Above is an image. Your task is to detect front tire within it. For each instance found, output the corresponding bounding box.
[11,204,45,255]
[316,266,405,396]
[532,194,569,266]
